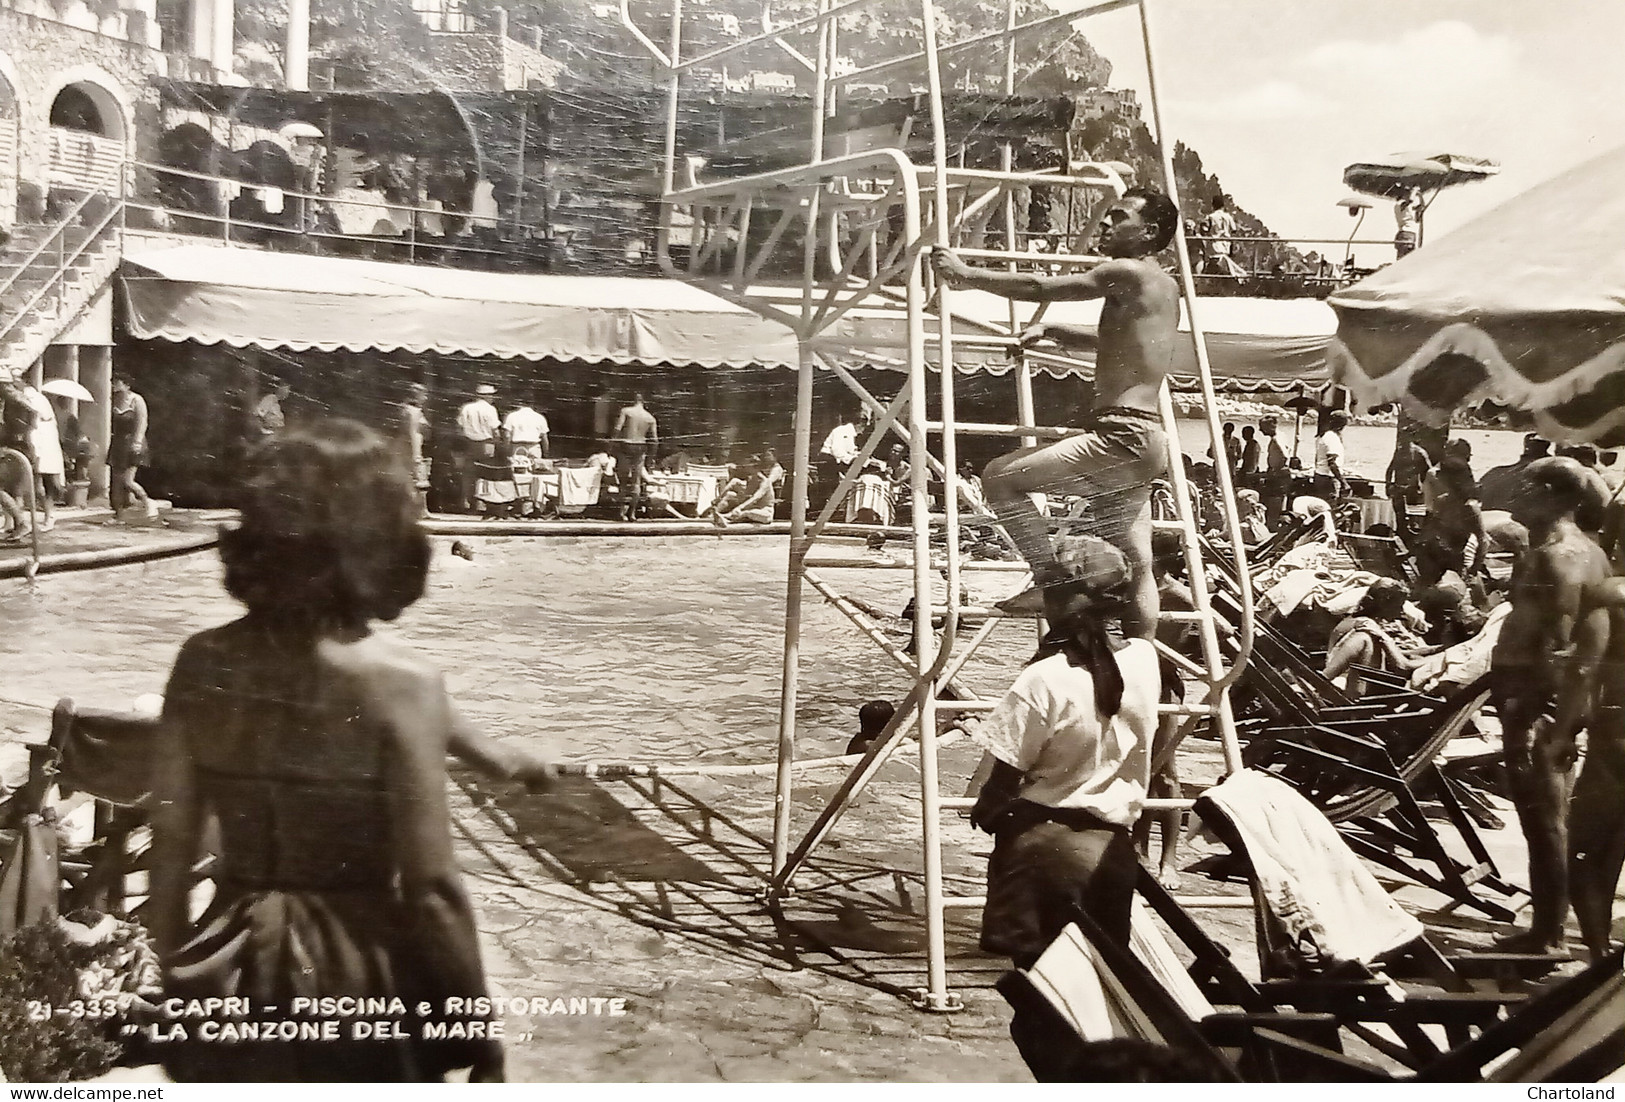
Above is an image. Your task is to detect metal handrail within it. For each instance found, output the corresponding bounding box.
[130,159,473,228]
[0,192,123,351]
[0,188,106,306]
[128,160,536,265]
[123,200,514,263]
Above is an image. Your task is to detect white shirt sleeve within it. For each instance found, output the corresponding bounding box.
[973,667,1053,772]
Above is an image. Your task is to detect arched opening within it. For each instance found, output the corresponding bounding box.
[50,86,111,136]
[46,77,127,196]
[0,62,18,227]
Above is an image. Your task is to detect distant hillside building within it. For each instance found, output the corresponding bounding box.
[748,71,797,93]
[1075,87,1139,122]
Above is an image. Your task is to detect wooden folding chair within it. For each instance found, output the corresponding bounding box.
[1,700,161,921]
[1416,949,1625,1083]
[1183,772,1553,1069]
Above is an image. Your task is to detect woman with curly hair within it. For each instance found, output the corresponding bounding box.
[148,419,513,1082]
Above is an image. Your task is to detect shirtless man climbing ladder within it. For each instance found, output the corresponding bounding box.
[931,186,1182,639]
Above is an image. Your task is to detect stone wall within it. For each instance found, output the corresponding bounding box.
[426,30,565,92]
[0,7,211,220]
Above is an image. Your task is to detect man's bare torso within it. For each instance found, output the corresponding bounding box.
[616,406,657,444]
[1493,521,1612,678]
[1094,257,1179,414]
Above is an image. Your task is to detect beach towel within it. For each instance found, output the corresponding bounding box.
[1198,769,1423,970]
[1410,601,1512,694]
[557,466,602,507]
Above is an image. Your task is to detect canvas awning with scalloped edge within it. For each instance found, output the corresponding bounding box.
[1327,145,1625,445]
[120,246,807,367]
[121,245,1336,390]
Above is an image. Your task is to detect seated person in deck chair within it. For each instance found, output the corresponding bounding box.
[1323,578,1439,694]
[932,186,1183,639]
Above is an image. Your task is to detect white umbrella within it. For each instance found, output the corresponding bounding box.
[278,121,325,142]
[39,379,94,402]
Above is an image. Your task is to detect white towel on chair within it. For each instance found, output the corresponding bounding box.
[1199,769,1423,967]
[557,466,602,507]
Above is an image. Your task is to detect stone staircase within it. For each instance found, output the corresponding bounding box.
[0,192,124,379]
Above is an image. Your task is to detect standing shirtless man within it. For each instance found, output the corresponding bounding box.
[931,186,1182,638]
[1490,456,1613,952]
[612,394,659,521]
[1551,569,1625,962]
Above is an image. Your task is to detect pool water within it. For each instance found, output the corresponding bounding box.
[0,535,1034,778]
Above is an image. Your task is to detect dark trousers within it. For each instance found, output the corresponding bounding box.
[456,440,494,512]
[617,443,648,518]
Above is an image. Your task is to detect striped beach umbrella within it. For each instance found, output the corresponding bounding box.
[1327,144,1625,444]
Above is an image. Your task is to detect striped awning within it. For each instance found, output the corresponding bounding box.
[1328,145,1625,444]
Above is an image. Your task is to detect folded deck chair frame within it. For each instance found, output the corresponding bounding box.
[996,902,1380,1082]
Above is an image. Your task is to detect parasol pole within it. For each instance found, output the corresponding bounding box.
[1292,383,1304,463]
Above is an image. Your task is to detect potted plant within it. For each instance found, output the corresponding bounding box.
[64,436,95,508]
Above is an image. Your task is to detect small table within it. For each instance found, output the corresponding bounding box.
[1354,496,1396,533]
[652,473,718,515]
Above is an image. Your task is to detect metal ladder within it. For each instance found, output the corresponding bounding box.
[621,0,1258,1012]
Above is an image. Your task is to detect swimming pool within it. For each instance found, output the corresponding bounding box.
[0,535,1033,779]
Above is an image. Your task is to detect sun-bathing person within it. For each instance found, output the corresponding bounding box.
[1289,494,1336,542]
[148,420,556,1082]
[710,458,775,528]
[931,186,1182,639]
[1323,578,1437,693]
[1490,456,1613,953]
[1412,543,1489,648]
[846,699,896,756]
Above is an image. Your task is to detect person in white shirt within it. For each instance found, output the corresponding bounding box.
[502,398,550,462]
[1313,410,1349,500]
[24,385,63,532]
[819,414,858,465]
[816,413,859,510]
[454,384,500,513]
[970,535,1157,961]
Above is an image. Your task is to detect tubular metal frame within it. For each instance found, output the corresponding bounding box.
[622,0,1257,1011]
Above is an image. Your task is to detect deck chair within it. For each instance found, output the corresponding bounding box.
[1339,532,1417,585]
[1137,863,1624,1083]
[1186,770,1545,1069]
[1415,948,1625,1083]
[1206,576,1523,919]
[997,903,1379,1081]
[0,699,162,928]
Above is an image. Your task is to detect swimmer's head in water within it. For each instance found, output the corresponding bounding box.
[450,540,475,561]
[858,700,895,736]
[1096,186,1179,258]
[221,418,430,629]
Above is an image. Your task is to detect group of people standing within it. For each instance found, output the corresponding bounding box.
[409,383,660,520]
[1210,415,1295,520]
[0,375,154,543]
